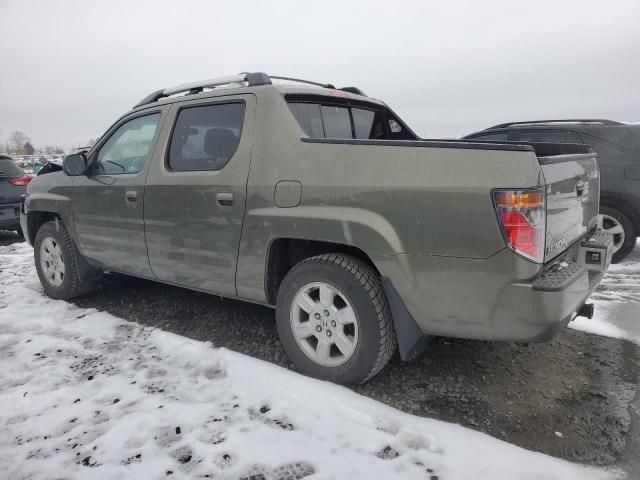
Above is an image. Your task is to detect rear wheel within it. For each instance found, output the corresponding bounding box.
[34,220,100,299]
[276,254,396,384]
[600,206,637,263]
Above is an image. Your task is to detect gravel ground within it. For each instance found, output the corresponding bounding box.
[2,229,639,468]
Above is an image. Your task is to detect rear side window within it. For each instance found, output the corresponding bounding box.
[468,132,510,142]
[0,159,24,177]
[168,102,245,172]
[577,135,626,160]
[510,130,582,144]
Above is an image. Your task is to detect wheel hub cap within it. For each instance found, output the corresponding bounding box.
[40,237,65,287]
[290,282,359,367]
[601,214,625,253]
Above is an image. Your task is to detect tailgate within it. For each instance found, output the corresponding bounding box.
[539,150,600,262]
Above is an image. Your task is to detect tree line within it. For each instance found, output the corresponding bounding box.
[1,130,65,156]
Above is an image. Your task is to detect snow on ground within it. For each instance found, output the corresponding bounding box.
[0,243,622,480]
[571,241,640,345]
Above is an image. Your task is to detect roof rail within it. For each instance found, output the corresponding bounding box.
[486,119,624,130]
[133,72,366,109]
[133,72,272,108]
[269,76,366,96]
[269,75,337,89]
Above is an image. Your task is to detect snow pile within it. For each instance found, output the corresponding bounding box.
[0,243,619,480]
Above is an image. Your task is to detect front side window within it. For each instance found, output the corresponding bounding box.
[168,102,245,171]
[96,113,161,175]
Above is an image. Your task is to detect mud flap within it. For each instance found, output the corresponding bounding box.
[382,277,431,361]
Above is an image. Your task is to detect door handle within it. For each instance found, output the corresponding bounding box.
[125,191,138,202]
[216,192,234,207]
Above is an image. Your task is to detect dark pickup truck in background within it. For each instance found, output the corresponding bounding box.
[465,119,640,262]
[21,73,613,383]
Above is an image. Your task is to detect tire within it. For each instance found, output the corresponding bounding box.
[600,206,637,263]
[276,254,396,384]
[34,219,100,299]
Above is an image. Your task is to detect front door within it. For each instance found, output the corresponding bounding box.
[72,110,164,276]
[144,95,255,296]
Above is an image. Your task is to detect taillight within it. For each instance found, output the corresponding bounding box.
[492,188,546,263]
[9,175,33,186]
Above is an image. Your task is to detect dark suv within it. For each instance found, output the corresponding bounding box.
[0,155,32,235]
[464,120,640,262]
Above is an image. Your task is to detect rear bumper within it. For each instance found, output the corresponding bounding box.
[0,202,22,231]
[373,229,614,344]
[493,264,606,342]
[495,230,613,342]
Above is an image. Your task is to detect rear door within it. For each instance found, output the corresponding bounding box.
[144,94,255,295]
[72,110,165,276]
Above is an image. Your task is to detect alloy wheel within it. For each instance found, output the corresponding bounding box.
[601,214,625,254]
[39,237,66,287]
[289,282,359,367]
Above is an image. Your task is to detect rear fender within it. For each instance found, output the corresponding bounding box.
[236,205,407,302]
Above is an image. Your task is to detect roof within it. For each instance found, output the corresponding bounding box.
[132,72,375,110]
[484,119,625,130]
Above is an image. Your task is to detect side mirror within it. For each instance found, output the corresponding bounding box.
[63,153,88,176]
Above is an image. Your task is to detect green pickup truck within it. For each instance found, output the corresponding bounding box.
[21,72,613,383]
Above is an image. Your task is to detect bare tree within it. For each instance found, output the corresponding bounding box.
[9,131,30,154]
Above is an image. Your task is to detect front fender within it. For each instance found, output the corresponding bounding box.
[23,173,76,243]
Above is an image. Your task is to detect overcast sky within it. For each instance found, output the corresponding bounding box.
[1,0,639,149]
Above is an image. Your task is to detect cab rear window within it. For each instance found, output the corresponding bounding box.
[287,98,416,141]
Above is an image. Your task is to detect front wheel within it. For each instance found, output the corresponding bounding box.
[34,220,100,299]
[276,254,396,384]
[600,206,637,263]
